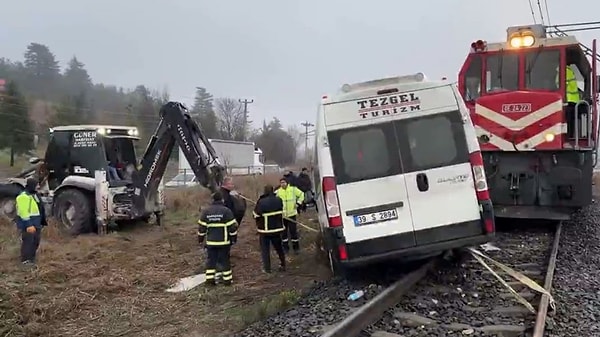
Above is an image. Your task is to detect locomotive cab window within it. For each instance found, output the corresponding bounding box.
[485,53,519,93]
[462,55,482,101]
[525,49,560,90]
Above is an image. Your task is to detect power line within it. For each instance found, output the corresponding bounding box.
[300,121,314,160]
[543,0,551,26]
[536,0,545,25]
[238,98,254,141]
[528,0,537,24]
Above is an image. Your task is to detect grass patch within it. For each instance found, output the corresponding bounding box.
[0,167,327,336]
[226,289,302,326]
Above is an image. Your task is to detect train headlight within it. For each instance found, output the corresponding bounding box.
[544,133,555,142]
[509,35,535,48]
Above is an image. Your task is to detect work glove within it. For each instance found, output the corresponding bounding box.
[26,226,36,234]
[230,236,237,245]
[198,235,204,245]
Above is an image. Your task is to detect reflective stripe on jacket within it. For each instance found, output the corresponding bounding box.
[275,186,304,217]
[253,193,284,234]
[198,202,238,246]
[15,191,41,230]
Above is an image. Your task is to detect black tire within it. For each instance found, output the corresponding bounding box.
[54,188,94,235]
[0,183,24,222]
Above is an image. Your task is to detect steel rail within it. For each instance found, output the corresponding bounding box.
[320,257,438,337]
[532,221,562,337]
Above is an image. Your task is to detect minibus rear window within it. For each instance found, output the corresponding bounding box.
[328,122,401,184]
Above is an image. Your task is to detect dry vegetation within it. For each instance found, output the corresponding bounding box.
[0,174,330,337]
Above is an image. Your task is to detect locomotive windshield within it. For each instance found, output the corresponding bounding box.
[461,47,586,102]
[524,49,560,90]
[485,52,519,92]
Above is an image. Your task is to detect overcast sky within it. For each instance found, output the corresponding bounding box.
[1,0,598,129]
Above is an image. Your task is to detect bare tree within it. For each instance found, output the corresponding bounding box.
[287,125,302,155]
[215,97,246,140]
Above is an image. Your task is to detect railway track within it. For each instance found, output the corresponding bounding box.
[320,222,562,337]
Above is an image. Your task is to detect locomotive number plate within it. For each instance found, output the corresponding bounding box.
[501,103,532,113]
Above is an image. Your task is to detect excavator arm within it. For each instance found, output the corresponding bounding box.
[131,101,224,215]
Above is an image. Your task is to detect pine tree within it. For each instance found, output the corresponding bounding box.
[63,56,92,97]
[192,87,218,138]
[23,43,61,98]
[0,81,34,165]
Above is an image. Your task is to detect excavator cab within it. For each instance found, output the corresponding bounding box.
[40,125,140,190]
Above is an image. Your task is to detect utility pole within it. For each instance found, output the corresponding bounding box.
[238,98,254,141]
[301,121,314,161]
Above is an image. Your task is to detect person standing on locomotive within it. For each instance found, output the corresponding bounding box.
[556,51,585,138]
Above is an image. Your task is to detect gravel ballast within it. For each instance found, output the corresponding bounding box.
[367,225,554,337]
[232,265,415,337]
[234,202,600,337]
[549,203,600,336]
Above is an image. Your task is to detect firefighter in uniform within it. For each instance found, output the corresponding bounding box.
[275,177,304,254]
[16,178,46,266]
[253,185,286,273]
[197,191,238,286]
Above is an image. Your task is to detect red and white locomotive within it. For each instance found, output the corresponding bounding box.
[458,23,599,220]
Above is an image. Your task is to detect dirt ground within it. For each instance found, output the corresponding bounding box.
[0,174,331,337]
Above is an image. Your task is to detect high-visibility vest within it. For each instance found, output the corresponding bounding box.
[556,66,581,103]
[15,192,41,229]
[275,186,304,217]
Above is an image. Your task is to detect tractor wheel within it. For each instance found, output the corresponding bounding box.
[0,196,17,222]
[0,184,24,222]
[54,188,94,235]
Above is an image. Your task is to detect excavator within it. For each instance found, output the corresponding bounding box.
[0,101,246,235]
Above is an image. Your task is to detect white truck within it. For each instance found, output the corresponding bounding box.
[178,139,268,179]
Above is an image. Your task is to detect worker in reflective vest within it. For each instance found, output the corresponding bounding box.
[275,177,304,254]
[198,191,238,286]
[556,62,583,138]
[253,184,286,273]
[556,65,581,103]
[15,178,45,266]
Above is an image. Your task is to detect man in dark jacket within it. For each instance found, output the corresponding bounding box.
[296,167,313,212]
[253,185,286,273]
[198,191,238,286]
[15,178,47,266]
[283,171,297,187]
[220,176,246,227]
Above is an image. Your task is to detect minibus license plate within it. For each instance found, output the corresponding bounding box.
[354,209,398,226]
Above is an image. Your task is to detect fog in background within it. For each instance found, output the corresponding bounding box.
[1,0,598,126]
